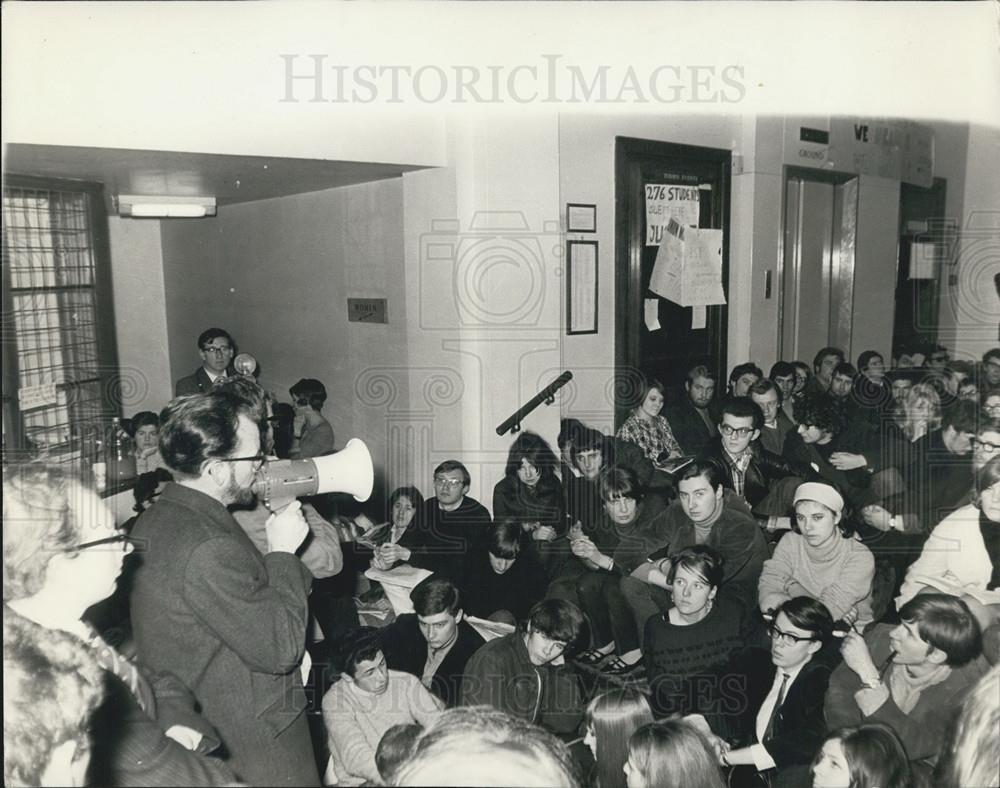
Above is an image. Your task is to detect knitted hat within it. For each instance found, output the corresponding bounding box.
[793,482,845,515]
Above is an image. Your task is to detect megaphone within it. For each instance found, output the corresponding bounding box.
[252,438,374,511]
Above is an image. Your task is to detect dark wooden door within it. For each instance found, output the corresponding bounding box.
[615,137,730,422]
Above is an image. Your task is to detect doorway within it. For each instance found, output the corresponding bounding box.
[779,167,859,362]
[614,137,731,425]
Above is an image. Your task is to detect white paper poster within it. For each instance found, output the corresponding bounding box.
[18,382,58,411]
[645,183,700,246]
[691,305,707,329]
[649,219,727,307]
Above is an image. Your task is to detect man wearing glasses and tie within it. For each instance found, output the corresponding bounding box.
[130,389,320,786]
[376,460,491,592]
[706,596,835,785]
[174,327,237,396]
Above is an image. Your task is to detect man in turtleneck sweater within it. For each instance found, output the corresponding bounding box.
[323,628,443,785]
[825,594,988,764]
[621,460,769,641]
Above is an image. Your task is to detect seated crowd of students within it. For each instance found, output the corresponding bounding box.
[4,342,1000,788]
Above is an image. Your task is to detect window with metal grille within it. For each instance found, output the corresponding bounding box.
[2,175,119,471]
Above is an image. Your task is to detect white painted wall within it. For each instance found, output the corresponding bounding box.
[401,115,564,509]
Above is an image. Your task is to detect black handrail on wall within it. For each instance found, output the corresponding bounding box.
[495,371,573,436]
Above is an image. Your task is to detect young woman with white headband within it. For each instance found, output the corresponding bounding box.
[759,482,876,631]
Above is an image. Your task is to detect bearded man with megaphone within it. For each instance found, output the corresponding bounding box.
[130,384,374,786]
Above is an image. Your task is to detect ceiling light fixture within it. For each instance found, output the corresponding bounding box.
[118,195,217,218]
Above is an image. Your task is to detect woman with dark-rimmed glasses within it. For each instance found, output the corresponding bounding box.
[3,462,235,786]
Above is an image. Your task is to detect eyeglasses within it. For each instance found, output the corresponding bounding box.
[434,477,465,489]
[973,439,1000,454]
[768,624,818,646]
[202,345,233,355]
[65,533,135,553]
[719,424,755,438]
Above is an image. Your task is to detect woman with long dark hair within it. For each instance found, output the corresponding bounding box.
[811,724,911,788]
[582,689,653,788]
[493,431,565,574]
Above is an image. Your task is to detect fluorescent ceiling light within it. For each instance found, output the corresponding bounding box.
[118,195,217,218]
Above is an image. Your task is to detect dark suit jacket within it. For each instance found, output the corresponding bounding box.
[700,437,813,510]
[174,367,213,396]
[380,614,485,708]
[665,399,718,456]
[724,647,833,770]
[130,483,318,786]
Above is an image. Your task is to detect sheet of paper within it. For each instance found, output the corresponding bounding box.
[18,382,58,411]
[691,305,707,329]
[681,228,727,306]
[645,183,700,246]
[649,217,685,303]
[909,241,937,279]
[644,298,661,331]
[465,615,516,642]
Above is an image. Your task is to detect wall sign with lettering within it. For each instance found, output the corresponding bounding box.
[348,298,388,323]
[645,184,700,246]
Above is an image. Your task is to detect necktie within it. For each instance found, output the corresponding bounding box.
[763,672,789,742]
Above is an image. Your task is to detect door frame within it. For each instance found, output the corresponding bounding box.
[614,136,731,422]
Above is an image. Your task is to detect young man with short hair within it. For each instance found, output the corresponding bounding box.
[174,327,236,396]
[380,575,485,707]
[461,599,586,738]
[825,594,988,763]
[378,460,491,589]
[750,378,794,456]
[810,347,846,394]
[974,414,1000,472]
[770,361,798,424]
[981,347,1000,397]
[700,397,810,514]
[322,627,443,786]
[621,460,769,633]
[729,362,764,399]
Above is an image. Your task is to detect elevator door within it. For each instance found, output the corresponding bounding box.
[780,169,858,362]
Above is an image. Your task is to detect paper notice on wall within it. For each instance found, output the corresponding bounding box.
[684,228,726,306]
[645,183,700,246]
[909,241,938,279]
[18,382,58,411]
[649,220,726,307]
[691,305,707,329]
[644,298,661,331]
